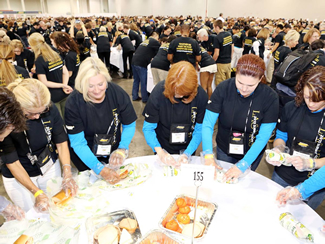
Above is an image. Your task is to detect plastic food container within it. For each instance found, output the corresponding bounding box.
[159,194,217,241]
[86,209,142,244]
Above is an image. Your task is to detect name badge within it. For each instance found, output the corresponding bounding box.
[169,124,190,144]
[228,132,245,155]
[291,137,315,159]
[96,144,112,156]
[40,158,54,175]
[171,132,186,143]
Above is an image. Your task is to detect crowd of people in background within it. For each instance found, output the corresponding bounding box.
[0,13,325,228]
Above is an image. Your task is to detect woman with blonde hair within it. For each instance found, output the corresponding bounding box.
[29,33,72,117]
[298,28,320,51]
[0,30,10,45]
[251,28,270,59]
[0,44,29,87]
[0,78,77,212]
[64,57,137,184]
[143,61,208,166]
[10,39,35,75]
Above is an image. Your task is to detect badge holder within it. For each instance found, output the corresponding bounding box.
[169,124,190,144]
[228,131,245,155]
[291,137,316,159]
[92,119,115,157]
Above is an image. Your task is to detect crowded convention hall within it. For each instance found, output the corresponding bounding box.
[0,0,325,243]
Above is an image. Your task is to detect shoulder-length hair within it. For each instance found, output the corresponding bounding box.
[303,28,320,43]
[0,87,26,133]
[50,31,79,54]
[236,54,266,84]
[256,28,270,40]
[28,32,61,62]
[163,61,198,104]
[74,57,112,103]
[295,66,325,106]
[0,44,18,87]
[7,78,51,111]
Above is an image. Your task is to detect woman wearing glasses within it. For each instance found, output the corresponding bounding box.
[0,78,77,212]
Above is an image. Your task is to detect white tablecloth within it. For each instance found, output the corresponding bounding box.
[110,47,130,73]
[80,155,325,244]
[4,156,324,244]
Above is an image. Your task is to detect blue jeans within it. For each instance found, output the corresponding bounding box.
[216,146,263,171]
[132,65,148,102]
[272,171,325,210]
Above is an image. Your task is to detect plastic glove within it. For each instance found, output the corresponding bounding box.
[1,198,25,221]
[276,186,302,205]
[287,156,315,172]
[100,167,120,185]
[109,149,128,168]
[177,153,190,165]
[62,165,78,197]
[201,151,222,170]
[157,149,179,167]
[265,145,290,166]
[34,193,50,213]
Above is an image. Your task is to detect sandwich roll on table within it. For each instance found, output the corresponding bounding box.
[13,235,34,244]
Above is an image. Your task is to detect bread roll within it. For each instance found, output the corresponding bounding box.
[119,217,138,234]
[93,224,120,244]
[119,169,129,179]
[52,189,71,206]
[14,234,34,244]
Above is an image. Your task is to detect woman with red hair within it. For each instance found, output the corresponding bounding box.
[202,54,279,180]
[142,61,208,166]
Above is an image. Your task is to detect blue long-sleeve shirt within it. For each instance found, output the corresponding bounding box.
[202,109,276,172]
[69,122,136,174]
[296,165,325,199]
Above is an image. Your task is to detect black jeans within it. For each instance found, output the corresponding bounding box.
[122,50,134,77]
[98,52,110,70]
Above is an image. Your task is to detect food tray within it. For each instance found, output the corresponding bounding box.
[159,194,217,240]
[137,229,183,244]
[86,209,142,244]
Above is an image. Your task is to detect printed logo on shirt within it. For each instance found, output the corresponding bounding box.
[248,110,260,147]
[76,54,80,67]
[48,59,63,72]
[176,43,194,54]
[188,106,197,138]
[140,39,149,47]
[112,108,119,145]
[244,39,253,47]
[145,113,149,118]
[315,128,325,158]
[208,100,212,104]
[66,125,75,130]
[223,36,232,46]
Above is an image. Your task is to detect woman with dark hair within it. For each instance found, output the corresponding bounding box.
[267,66,325,210]
[202,54,279,180]
[0,87,26,221]
[142,61,208,166]
[50,31,80,88]
[243,29,257,55]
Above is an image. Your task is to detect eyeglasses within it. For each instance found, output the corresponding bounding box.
[24,107,49,118]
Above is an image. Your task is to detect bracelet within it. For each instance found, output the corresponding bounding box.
[62,164,71,168]
[204,154,214,159]
[309,158,316,170]
[116,150,126,157]
[34,190,44,198]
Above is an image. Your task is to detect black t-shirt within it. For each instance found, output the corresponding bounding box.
[0,104,67,178]
[115,34,135,53]
[299,29,309,44]
[35,55,68,103]
[88,30,96,43]
[200,47,215,68]
[78,37,91,62]
[141,24,153,37]
[213,31,233,63]
[243,36,256,55]
[168,36,201,66]
[207,78,279,160]
[97,32,112,53]
[128,30,142,49]
[201,34,217,55]
[274,46,292,70]
[132,37,160,68]
[274,31,286,49]
[233,31,244,48]
[64,83,137,166]
[15,48,35,72]
[275,101,325,185]
[65,51,80,88]
[142,81,208,154]
[151,43,171,71]
[0,65,29,87]
[16,26,28,37]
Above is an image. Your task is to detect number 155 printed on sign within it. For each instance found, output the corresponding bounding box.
[180,164,215,187]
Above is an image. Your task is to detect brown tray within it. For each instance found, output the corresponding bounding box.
[137,229,183,244]
[159,194,217,240]
[86,209,142,243]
